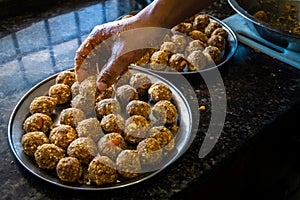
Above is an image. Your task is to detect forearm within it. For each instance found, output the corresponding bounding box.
[134,0,215,28]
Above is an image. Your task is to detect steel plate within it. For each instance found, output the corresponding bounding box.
[130,14,238,75]
[8,67,195,190]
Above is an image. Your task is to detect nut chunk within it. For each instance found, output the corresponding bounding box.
[34,144,65,169]
[56,157,83,182]
[21,131,49,156]
[88,155,118,185]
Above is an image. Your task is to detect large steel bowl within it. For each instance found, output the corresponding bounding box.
[227,0,300,52]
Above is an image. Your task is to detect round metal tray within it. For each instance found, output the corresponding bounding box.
[8,67,195,190]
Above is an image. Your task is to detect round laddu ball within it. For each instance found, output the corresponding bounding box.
[126,100,151,119]
[149,50,169,71]
[115,85,139,106]
[207,35,226,51]
[76,118,104,142]
[88,155,118,185]
[171,34,187,52]
[187,50,208,71]
[203,52,216,68]
[130,73,152,97]
[34,143,65,169]
[149,126,175,151]
[55,70,76,87]
[59,108,86,128]
[148,82,173,103]
[162,33,171,42]
[137,138,162,165]
[168,53,188,72]
[79,76,97,99]
[151,100,177,124]
[56,157,83,182]
[71,94,95,117]
[67,137,98,165]
[23,113,53,133]
[203,45,222,64]
[204,21,222,37]
[188,30,208,43]
[134,50,153,66]
[124,115,150,144]
[97,132,126,160]
[211,27,228,39]
[49,124,78,149]
[185,40,206,55]
[116,150,141,179]
[100,114,125,134]
[48,84,71,105]
[21,131,49,156]
[95,86,114,103]
[193,14,210,31]
[160,41,177,54]
[29,96,57,116]
[171,22,193,34]
[184,15,196,23]
[94,98,121,119]
[71,81,80,97]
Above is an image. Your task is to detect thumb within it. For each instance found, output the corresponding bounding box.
[96,48,151,91]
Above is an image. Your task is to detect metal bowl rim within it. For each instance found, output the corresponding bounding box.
[227,0,300,39]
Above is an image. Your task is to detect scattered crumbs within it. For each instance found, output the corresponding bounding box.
[198,106,206,111]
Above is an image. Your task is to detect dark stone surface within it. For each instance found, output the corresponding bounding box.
[1,0,300,199]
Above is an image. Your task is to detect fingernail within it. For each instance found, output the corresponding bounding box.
[97,81,107,91]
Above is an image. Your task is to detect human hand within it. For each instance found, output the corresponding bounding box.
[74,16,164,91]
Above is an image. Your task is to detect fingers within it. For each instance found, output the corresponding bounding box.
[96,53,130,91]
[96,49,149,91]
[74,25,111,83]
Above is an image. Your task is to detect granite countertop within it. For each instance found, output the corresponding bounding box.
[1,0,300,199]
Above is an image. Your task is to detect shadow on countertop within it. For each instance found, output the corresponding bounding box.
[173,98,300,200]
[0,0,58,18]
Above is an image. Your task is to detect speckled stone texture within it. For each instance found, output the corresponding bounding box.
[1,0,300,199]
